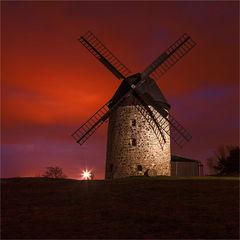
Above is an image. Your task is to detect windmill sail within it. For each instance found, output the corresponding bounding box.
[132,95,166,149]
[142,33,196,81]
[73,31,195,148]
[168,113,192,147]
[132,91,191,147]
[72,76,191,147]
[72,84,134,145]
[79,31,131,79]
[72,102,110,145]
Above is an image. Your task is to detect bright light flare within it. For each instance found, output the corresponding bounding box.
[81,169,92,180]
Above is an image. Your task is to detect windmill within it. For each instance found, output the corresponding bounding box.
[72,31,196,179]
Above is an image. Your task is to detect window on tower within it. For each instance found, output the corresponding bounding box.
[131,119,136,127]
[131,138,137,146]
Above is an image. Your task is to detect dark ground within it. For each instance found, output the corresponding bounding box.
[1,176,239,239]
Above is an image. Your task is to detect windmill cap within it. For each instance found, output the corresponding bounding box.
[109,73,170,110]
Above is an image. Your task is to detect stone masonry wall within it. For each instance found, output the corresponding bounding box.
[105,105,171,179]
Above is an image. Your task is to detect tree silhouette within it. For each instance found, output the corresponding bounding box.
[42,166,66,179]
[214,146,239,175]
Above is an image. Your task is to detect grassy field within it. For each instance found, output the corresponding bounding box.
[1,176,239,239]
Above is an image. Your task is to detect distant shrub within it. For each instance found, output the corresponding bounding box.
[42,166,67,179]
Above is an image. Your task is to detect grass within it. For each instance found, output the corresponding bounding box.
[1,176,239,239]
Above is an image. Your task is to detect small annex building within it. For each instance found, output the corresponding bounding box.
[171,155,203,176]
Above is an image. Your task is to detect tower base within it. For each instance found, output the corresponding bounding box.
[105,105,171,179]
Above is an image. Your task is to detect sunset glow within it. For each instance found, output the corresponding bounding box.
[1,1,238,179]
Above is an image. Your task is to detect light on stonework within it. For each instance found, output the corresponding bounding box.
[81,169,92,180]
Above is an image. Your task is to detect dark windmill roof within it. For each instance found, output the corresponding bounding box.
[109,73,171,110]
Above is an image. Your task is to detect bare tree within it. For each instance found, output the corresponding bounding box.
[214,146,239,175]
[42,166,67,179]
[206,145,239,175]
[207,146,230,174]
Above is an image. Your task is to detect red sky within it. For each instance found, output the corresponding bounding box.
[1,1,239,179]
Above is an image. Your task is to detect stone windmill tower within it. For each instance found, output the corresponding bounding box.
[72,31,196,179]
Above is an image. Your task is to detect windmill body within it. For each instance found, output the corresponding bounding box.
[72,31,196,179]
[106,76,171,178]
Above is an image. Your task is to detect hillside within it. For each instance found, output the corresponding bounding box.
[1,177,239,239]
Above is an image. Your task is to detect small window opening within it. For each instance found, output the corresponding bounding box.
[137,165,143,171]
[131,119,136,127]
[131,138,137,146]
